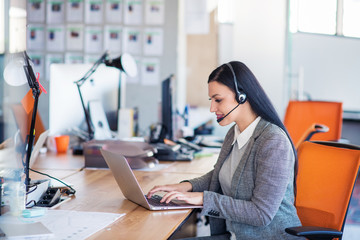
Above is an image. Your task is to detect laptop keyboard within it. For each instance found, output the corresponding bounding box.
[146,195,180,207]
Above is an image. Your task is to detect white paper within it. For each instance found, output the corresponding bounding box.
[126,56,141,84]
[0,210,124,240]
[122,27,142,55]
[85,0,104,24]
[27,0,45,23]
[46,54,64,80]
[46,25,65,52]
[66,0,84,22]
[66,25,84,51]
[105,0,123,23]
[28,52,45,81]
[141,58,160,86]
[124,0,143,25]
[104,25,122,53]
[145,0,165,25]
[47,0,65,24]
[143,28,163,56]
[27,24,45,50]
[85,26,103,53]
[65,53,84,64]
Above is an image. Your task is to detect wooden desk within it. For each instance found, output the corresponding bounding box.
[160,154,217,175]
[51,169,204,239]
[33,151,84,171]
[30,152,219,239]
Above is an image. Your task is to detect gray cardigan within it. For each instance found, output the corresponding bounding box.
[188,119,302,239]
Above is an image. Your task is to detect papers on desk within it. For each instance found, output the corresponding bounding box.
[0,210,125,240]
[0,222,53,239]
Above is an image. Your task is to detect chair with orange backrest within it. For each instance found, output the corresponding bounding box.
[285,141,360,240]
[283,101,343,149]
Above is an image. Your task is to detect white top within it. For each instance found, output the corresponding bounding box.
[218,116,261,239]
[219,116,261,196]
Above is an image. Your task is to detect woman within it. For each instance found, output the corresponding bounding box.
[147,61,301,239]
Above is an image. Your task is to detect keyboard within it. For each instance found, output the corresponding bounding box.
[146,195,180,207]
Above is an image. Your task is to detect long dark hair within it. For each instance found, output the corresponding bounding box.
[208,61,298,196]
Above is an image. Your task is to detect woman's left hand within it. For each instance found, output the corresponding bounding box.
[160,191,204,206]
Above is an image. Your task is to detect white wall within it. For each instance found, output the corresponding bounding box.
[219,0,360,116]
[231,0,288,117]
[290,32,360,112]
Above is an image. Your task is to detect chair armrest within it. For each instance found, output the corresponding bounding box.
[295,123,329,149]
[285,226,342,240]
[304,124,329,141]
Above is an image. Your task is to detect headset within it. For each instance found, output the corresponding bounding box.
[217,63,248,123]
[226,63,247,104]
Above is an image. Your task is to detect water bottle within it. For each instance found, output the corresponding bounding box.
[9,181,26,216]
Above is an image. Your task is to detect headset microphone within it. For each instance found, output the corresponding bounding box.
[217,102,241,123]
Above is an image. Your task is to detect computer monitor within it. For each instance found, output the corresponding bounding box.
[49,64,120,136]
[161,75,174,140]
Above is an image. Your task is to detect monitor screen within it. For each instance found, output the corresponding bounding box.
[161,75,174,140]
[49,64,120,136]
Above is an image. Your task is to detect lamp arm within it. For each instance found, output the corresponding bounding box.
[76,82,94,140]
[24,92,39,191]
[74,52,108,87]
[22,51,41,191]
[73,51,108,139]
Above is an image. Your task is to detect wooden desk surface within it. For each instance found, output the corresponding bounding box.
[33,150,84,171]
[30,150,219,239]
[54,169,204,240]
[160,155,217,175]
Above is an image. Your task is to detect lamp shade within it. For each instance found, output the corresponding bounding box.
[3,57,28,86]
[104,53,138,78]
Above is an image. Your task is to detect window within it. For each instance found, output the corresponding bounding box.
[343,0,360,38]
[289,0,360,38]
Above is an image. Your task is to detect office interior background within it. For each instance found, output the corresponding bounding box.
[0,0,360,145]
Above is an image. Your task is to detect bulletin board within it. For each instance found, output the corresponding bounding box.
[26,0,179,134]
[26,0,166,85]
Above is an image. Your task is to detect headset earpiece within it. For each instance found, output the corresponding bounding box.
[226,63,247,104]
[238,92,247,104]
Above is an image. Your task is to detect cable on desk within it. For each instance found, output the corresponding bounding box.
[29,168,76,195]
[26,183,38,195]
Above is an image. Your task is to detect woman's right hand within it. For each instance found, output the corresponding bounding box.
[147,182,193,199]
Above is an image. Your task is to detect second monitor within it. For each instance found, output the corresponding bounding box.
[49,64,120,137]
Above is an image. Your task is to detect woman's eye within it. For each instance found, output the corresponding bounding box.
[215,99,222,103]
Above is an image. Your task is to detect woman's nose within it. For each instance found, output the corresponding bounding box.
[210,101,216,113]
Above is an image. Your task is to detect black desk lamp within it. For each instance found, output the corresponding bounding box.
[74,51,137,140]
[4,51,42,191]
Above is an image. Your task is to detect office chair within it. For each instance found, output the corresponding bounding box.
[283,101,343,149]
[285,141,360,240]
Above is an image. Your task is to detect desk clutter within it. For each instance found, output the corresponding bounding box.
[83,140,158,169]
[83,138,203,169]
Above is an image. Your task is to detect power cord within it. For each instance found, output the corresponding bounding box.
[29,168,76,195]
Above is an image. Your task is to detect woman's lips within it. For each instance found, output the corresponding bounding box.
[216,114,224,120]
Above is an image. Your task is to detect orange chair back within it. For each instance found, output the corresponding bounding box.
[296,141,360,232]
[284,101,343,147]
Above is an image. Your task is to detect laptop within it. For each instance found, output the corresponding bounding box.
[100,147,203,210]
